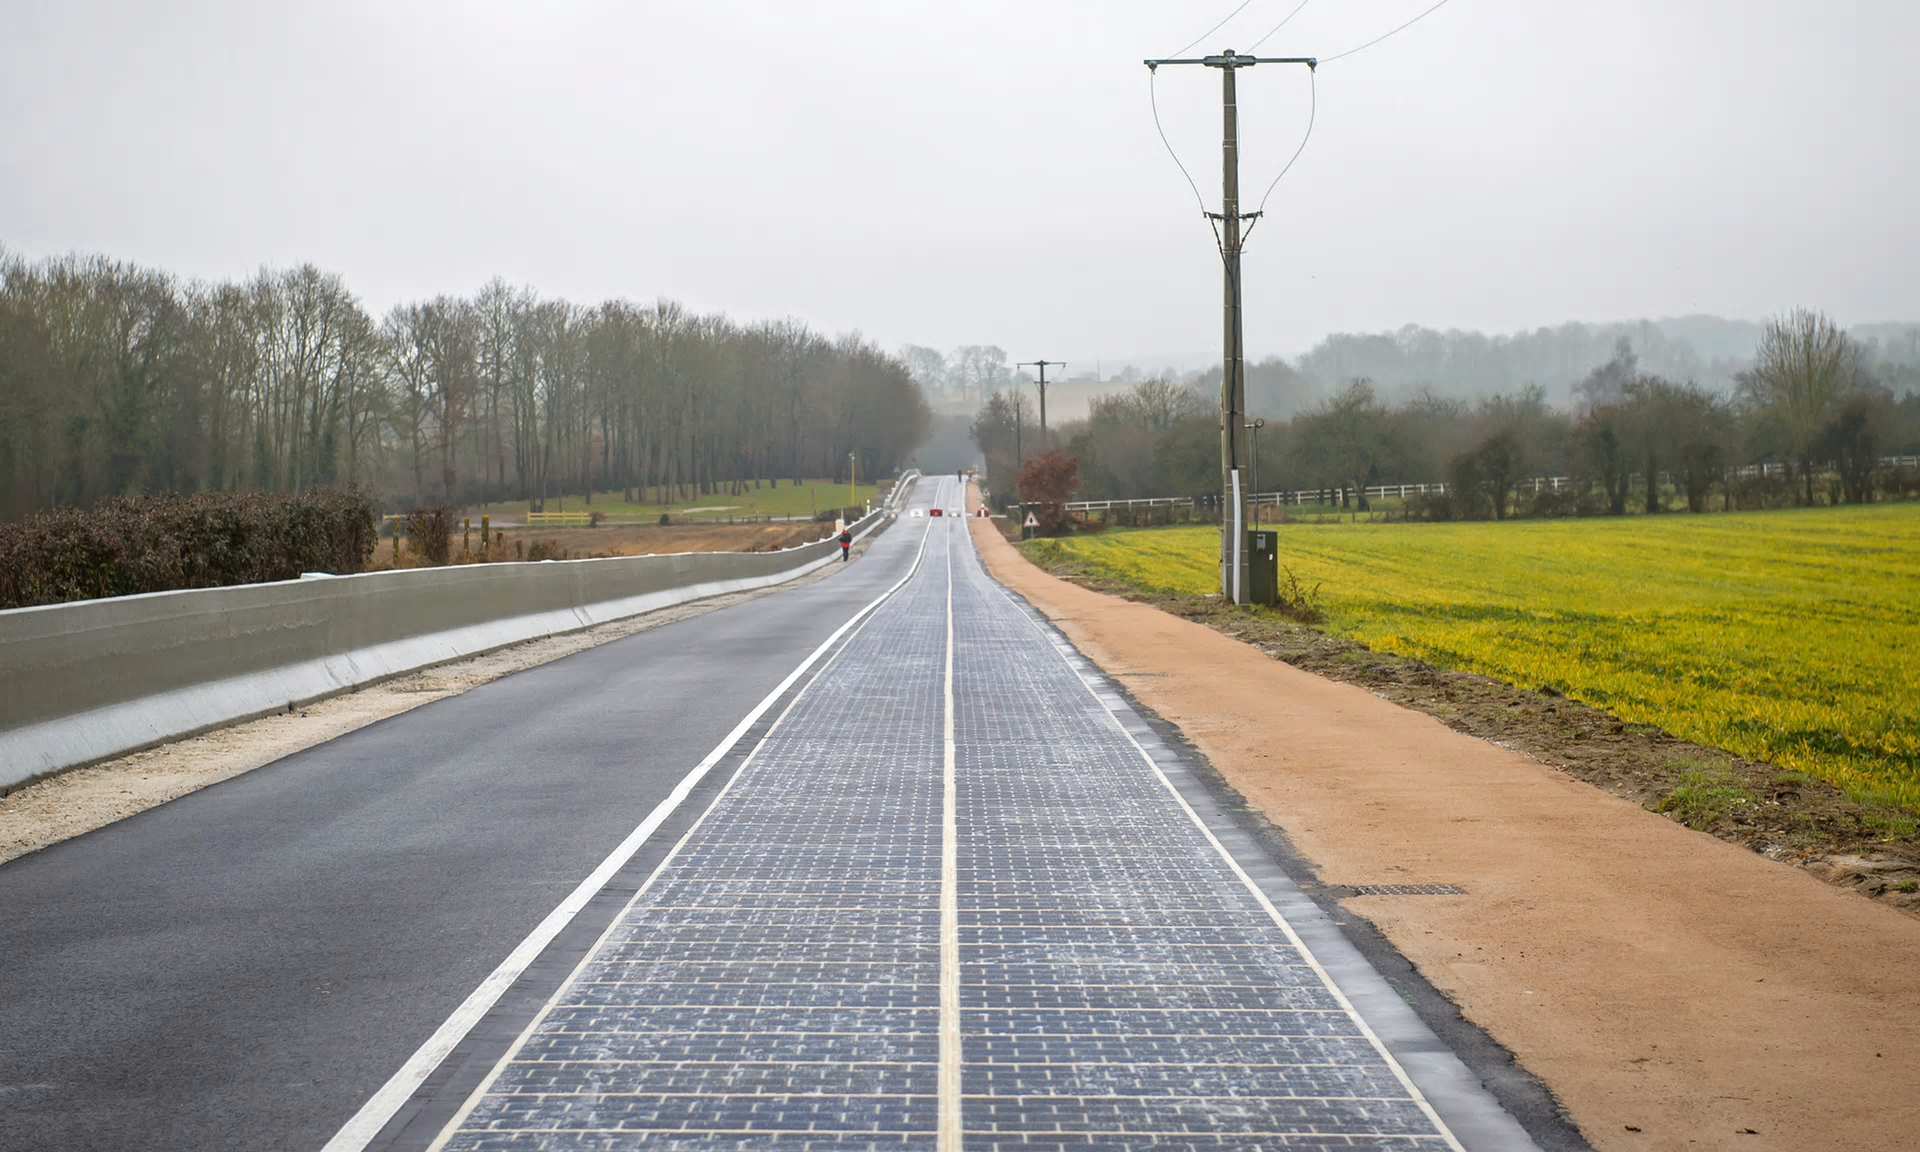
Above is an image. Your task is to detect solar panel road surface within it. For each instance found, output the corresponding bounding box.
[393,480,1536,1151]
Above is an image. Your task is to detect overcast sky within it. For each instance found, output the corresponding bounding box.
[3,0,1914,368]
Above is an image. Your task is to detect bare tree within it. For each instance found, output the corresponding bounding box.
[899,344,948,397]
[0,248,972,518]
[1738,309,1866,505]
[1296,379,1392,510]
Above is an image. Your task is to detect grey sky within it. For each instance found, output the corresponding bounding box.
[3,0,1914,368]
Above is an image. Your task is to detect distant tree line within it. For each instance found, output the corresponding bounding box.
[1206,316,1920,415]
[0,247,931,519]
[976,310,1920,519]
[898,343,1016,410]
[970,378,1218,508]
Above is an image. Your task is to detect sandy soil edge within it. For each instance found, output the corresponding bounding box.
[967,510,1919,1152]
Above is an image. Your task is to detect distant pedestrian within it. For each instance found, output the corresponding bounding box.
[839,527,852,562]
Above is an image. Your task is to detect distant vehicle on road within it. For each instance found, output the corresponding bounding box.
[930,507,944,517]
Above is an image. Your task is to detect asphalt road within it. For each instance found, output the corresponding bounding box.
[0,482,948,1152]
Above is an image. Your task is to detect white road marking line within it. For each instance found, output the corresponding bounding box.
[938,506,963,1152]
[322,497,934,1152]
[424,579,906,1150]
[967,533,1469,1152]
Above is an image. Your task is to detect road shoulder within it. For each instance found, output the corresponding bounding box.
[968,513,1920,1152]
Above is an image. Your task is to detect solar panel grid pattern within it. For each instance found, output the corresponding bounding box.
[437,519,1454,1150]
[440,534,950,1151]
[946,538,1449,1151]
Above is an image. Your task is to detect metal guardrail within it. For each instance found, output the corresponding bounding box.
[887,470,922,512]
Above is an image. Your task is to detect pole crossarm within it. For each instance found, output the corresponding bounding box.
[1017,360,1064,441]
[1144,54,1317,70]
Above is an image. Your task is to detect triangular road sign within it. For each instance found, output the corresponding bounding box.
[1024,513,1039,528]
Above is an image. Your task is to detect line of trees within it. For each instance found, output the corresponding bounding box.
[970,378,1219,506]
[976,310,1920,519]
[1235,316,1920,412]
[898,343,1017,411]
[0,247,932,519]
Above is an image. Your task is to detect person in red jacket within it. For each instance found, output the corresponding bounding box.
[838,527,852,562]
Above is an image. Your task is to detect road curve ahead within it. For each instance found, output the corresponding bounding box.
[406,500,1536,1150]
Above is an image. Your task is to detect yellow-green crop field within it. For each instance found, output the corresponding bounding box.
[1028,505,1920,812]
[473,480,879,524]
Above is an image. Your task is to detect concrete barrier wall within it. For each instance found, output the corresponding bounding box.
[0,502,897,791]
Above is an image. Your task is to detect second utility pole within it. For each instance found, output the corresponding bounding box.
[1144,48,1314,604]
[1017,359,1064,444]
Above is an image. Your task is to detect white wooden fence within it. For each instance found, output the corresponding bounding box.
[1063,455,1920,514]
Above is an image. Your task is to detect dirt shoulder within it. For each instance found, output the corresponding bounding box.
[0,533,878,865]
[968,511,1920,1152]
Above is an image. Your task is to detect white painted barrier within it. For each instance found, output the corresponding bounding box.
[0,501,899,791]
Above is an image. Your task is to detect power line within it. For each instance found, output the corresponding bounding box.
[1168,0,1261,59]
[1321,0,1456,64]
[1246,67,1316,238]
[1242,0,1452,229]
[1147,68,1218,243]
[1247,0,1314,52]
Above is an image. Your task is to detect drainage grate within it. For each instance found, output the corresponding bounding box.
[1348,884,1466,896]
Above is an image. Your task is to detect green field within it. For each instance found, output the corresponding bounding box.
[1027,506,1920,813]
[474,480,880,524]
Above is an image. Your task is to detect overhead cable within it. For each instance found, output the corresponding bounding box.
[1168,0,1261,59]
[1247,0,1314,52]
[1320,0,1456,64]
[1246,67,1317,238]
[1148,69,1211,227]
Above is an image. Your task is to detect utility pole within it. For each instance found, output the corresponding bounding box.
[1017,360,1065,444]
[1144,49,1315,604]
[1011,391,1028,481]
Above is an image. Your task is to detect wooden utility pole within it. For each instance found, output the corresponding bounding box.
[1018,360,1065,443]
[1144,48,1315,604]
[1011,391,1027,479]
[1220,58,1246,602]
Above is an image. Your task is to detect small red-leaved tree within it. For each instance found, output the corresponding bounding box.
[1017,449,1080,535]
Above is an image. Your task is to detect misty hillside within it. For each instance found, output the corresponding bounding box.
[1195,317,1920,419]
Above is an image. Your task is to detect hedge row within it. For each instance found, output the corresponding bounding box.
[0,489,378,609]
